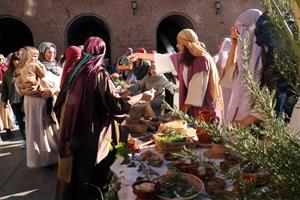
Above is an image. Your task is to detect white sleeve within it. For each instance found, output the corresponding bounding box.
[154,54,177,75]
[185,71,209,106]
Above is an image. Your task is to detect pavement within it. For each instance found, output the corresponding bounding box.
[0,128,57,200]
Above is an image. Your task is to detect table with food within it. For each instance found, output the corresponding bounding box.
[110,112,271,200]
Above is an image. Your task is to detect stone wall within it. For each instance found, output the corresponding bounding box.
[0,0,261,62]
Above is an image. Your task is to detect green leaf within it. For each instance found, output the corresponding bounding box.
[115,142,130,158]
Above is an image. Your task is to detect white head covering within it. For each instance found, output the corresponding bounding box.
[215,37,232,76]
[221,38,232,52]
[234,9,262,75]
[226,9,263,122]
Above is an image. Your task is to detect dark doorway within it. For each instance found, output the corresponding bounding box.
[0,17,34,56]
[156,14,194,53]
[66,15,111,59]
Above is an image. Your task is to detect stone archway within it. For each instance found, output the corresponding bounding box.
[0,16,34,56]
[156,14,195,53]
[65,14,111,59]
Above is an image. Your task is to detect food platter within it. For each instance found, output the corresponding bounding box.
[155,173,205,200]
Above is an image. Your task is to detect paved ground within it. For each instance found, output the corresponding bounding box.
[0,91,179,200]
[0,129,57,200]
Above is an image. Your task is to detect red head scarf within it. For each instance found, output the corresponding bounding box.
[60,46,82,88]
[137,48,147,53]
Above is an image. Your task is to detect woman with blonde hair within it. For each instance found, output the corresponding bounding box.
[129,29,223,119]
[15,46,58,168]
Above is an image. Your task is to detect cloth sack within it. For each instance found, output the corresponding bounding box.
[0,102,14,130]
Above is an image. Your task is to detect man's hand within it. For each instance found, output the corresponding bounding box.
[111,73,120,78]
[230,26,239,41]
[127,53,139,63]
[141,89,155,102]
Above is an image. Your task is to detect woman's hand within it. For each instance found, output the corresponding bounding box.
[230,26,239,41]
[111,72,120,78]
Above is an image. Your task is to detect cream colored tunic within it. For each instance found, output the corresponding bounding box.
[24,96,58,168]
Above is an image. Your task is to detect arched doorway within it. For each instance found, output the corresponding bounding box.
[65,15,111,59]
[156,14,195,53]
[0,16,33,56]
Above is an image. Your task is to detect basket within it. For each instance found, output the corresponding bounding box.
[153,133,196,153]
[158,120,188,133]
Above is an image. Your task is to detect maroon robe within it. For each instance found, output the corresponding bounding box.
[55,37,131,199]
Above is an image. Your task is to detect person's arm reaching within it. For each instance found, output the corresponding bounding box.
[128,53,154,62]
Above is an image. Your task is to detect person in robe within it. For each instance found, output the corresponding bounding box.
[214,37,232,122]
[38,42,62,90]
[128,64,177,116]
[116,47,136,84]
[59,46,82,88]
[223,9,263,126]
[2,52,26,148]
[14,46,59,168]
[0,54,14,134]
[132,48,151,81]
[214,37,232,77]
[55,36,154,200]
[129,29,223,120]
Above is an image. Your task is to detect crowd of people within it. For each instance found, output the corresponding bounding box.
[0,8,298,200]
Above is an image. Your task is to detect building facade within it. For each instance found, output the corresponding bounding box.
[0,0,261,63]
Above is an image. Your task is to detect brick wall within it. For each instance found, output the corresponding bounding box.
[0,0,261,63]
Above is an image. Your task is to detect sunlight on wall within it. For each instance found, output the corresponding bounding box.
[25,0,37,17]
[0,152,11,158]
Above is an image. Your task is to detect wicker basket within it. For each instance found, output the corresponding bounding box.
[153,133,197,153]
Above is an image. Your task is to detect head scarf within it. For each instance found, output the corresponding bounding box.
[177,29,222,108]
[137,48,147,53]
[226,9,263,121]
[234,9,262,75]
[217,37,232,74]
[221,38,232,52]
[59,37,105,103]
[127,48,133,55]
[60,46,82,88]
[38,42,60,76]
[56,36,106,158]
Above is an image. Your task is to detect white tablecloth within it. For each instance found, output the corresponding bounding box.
[110,143,225,200]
